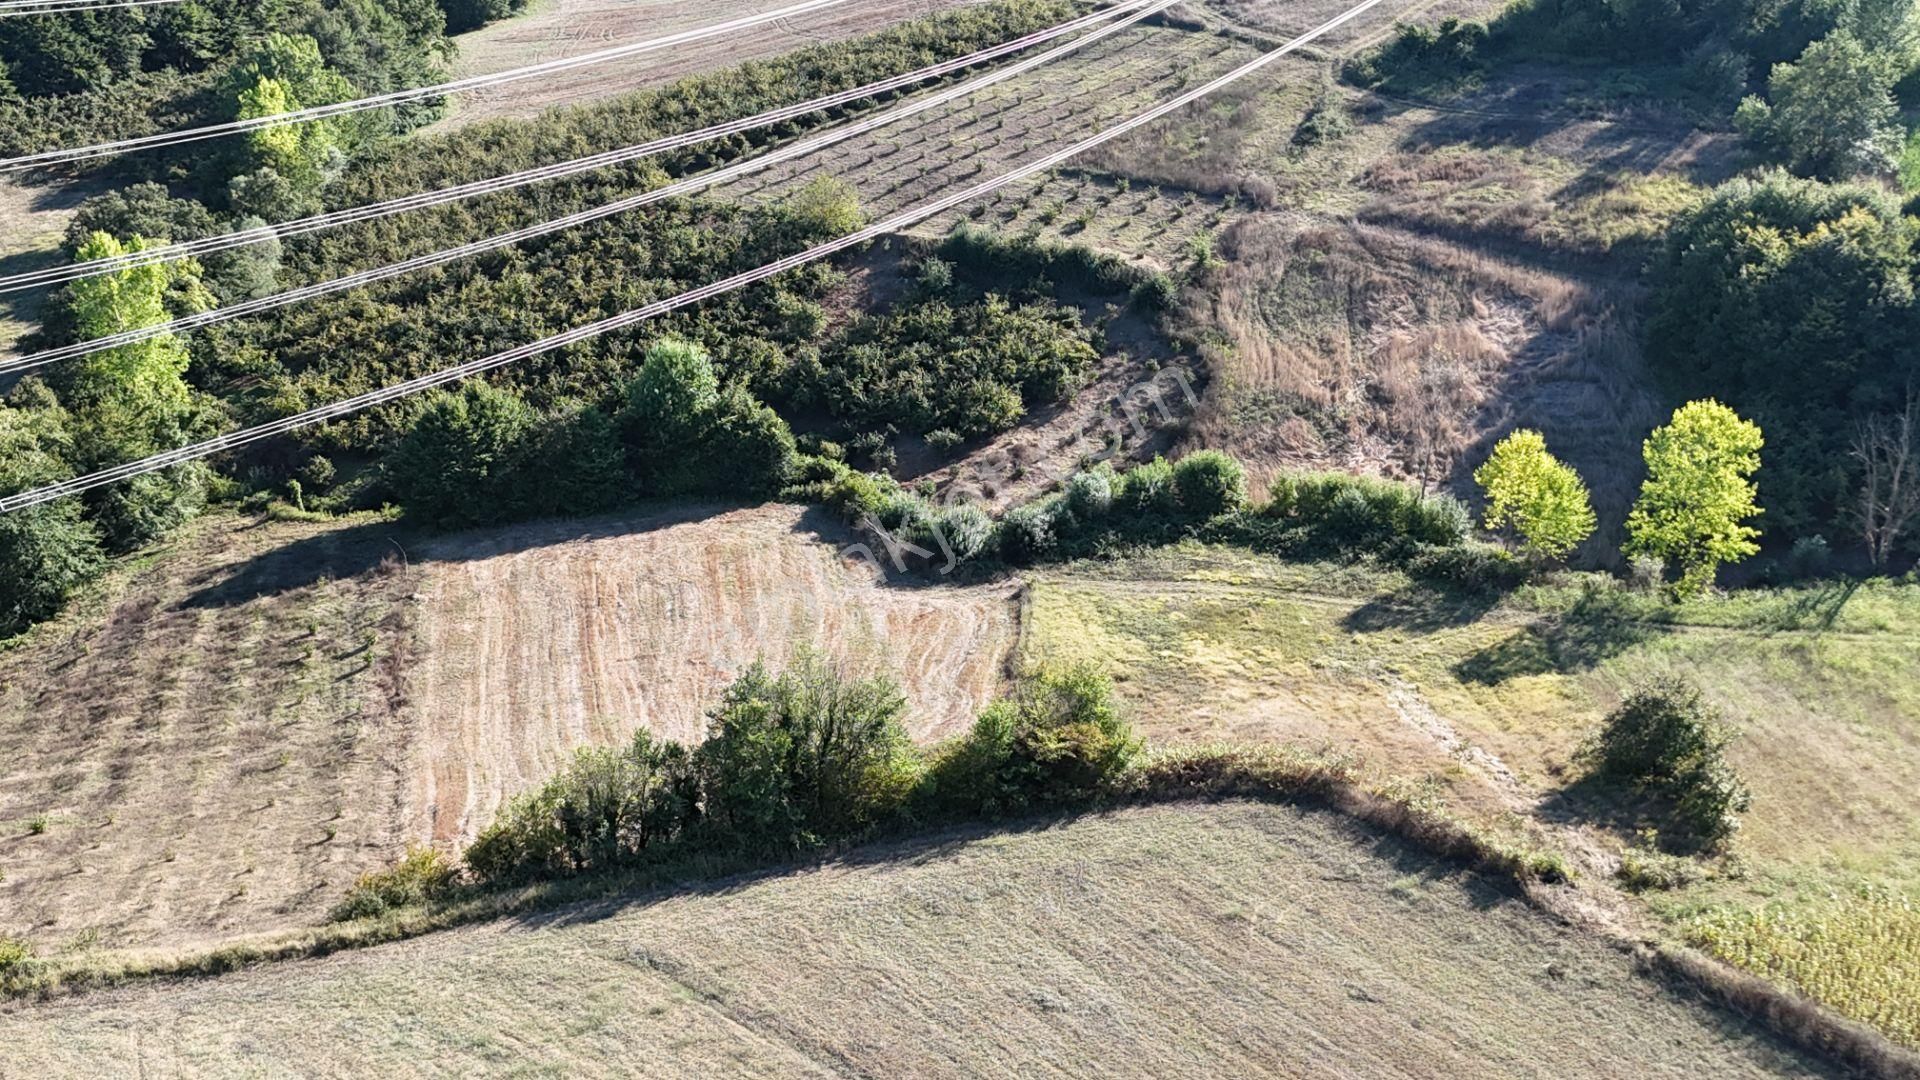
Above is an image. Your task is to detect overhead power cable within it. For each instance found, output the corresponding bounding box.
[0,0,183,14]
[0,0,1169,377]
[0,0,850,172]
[0,0,1156,293]
[0,0,1388,515]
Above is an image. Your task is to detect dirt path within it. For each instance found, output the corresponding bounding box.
[407,503,1017,843]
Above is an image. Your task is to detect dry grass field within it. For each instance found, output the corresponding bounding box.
[0,514,422,952]
[0,801,1837,1077]
[1021,544,1920,1042]
[0,505,1015,951]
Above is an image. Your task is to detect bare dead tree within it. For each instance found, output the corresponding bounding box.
[1852,395,1920,569]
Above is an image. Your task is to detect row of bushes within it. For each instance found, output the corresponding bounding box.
[430,657,1137,893]
[794,447,1523,592]
[386,338,796,529]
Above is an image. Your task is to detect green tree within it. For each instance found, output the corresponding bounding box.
[220,33,356,209]
[1735,32,1903,180]
[695,652,917,848]
[1625,401,1765,597]
[0,398,106,638]
[1645,172,1917,535]
[1473,429,1597,559]
[619,338,795,496]
[388,381,539,528]
[62,231,212,552]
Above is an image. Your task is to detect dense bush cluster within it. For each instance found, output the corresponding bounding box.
[387,338,796,529]
[793,295,1100,441]
[1647,173,1918,544]
[0,0,465,166]
[459,656,1137,885]
[1579,677,1752,850]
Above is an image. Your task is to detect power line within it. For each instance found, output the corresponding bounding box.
[0,0,1388,515]
[0,0,184,14]
[0,0,1154,293]
[0,0,1169,377]
[0,0,851,172]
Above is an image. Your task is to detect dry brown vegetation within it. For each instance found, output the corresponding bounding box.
[0,514,422,952]
[0,505,1017,951]
[0,801,1839,1077]
[1180,216,1657,556]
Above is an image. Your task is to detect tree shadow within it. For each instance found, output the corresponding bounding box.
[1340,582,1508,634]
[181,502,729,608]
[1454,595,1660,685]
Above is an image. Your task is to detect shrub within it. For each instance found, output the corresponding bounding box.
[1063,464,1115,520]
[465,729,696,883]
[1579,678,1751,850]
[695,653,919,849]
[0,935,31,973]
[1264,471,1469,551]
[921,666,1140,817]
[1115,455,1178,517]
[388,382,538,529]
[998,499,1059,564]
[1172,449,1246,518]
[330,846,459,921]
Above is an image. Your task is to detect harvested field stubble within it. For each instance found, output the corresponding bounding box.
[0,802,1841,1077]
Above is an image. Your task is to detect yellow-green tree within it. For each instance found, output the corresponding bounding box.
[1625,400,1764,597]
[62,231,213,551]
[1473,429,1596,560]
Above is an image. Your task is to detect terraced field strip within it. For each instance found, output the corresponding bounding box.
[0,802,1835,1076]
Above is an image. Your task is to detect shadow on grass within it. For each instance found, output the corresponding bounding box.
[180,500,860,608]
[1340,582,1507,634]
[1454,593,1662,684]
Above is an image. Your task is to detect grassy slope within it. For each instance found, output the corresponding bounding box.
[0,801,1834,1077]
[1022,544,1920,1041]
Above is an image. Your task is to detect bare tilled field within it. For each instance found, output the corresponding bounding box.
[0,515,421,951]
[407,503,1015,843]
[438,0,993,128]
[0,801,1835,1078]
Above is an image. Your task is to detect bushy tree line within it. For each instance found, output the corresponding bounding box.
[386,339,796,529]
[458,655,1136,885]
[0,0,464,168]
[1647,172,1918,554]
[0,230,214,637]
[1347,0,1920,183]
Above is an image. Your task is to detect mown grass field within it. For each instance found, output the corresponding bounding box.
[1022,543,1920,1044]
[0,505,1016,952]
[0,801,1837,1076]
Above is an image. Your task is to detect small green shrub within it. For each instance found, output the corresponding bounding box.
[921,665,1140,817]
[0,935,31,973]
[1579,678,1751,850]
[1172,450,1246,518]
[329,846,459,921]
[466,730,696,883]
